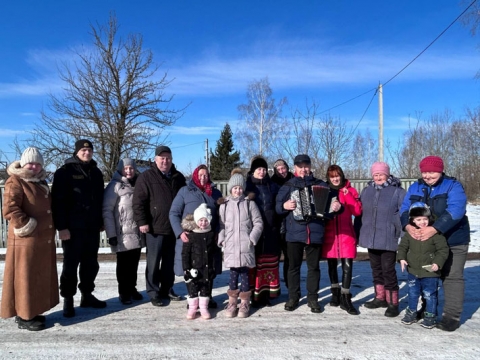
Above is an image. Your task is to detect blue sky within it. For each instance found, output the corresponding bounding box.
[1,0,479,173]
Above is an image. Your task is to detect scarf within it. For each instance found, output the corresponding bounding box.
[192,167,212,196]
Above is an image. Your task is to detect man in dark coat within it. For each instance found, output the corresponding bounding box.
[52,139,106,318]
[133,145,186,306]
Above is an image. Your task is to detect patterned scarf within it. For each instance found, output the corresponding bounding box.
[192,166,212,196]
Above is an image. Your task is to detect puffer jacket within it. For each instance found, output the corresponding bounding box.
[397,232,449,278]
[181,214,216,284]
[218,194,263,268]
[103,171,145,253]
[322,180,362,259]
[356,176,406,251]
[275,174,333,244]
[400,175,470,247]
[245,174,280,256]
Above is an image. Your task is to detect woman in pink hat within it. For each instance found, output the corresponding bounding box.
[355,161,406,317]
[399,156,470,332]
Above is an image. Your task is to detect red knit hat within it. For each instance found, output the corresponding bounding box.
[419,156,444,173]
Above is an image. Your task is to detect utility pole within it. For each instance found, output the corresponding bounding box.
[204,139,209,170]
[378,83,384,162]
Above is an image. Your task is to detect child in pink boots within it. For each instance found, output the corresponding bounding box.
[181,203,217,320]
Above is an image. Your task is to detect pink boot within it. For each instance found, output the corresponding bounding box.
[186,297,199,320]
[198,296,211,320]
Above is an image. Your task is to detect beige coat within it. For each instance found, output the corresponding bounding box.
[1,161,59,320]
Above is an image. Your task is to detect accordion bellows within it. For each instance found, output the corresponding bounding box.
[291,184,330,221]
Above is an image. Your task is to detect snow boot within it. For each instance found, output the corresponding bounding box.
[401,307,418,325]
[364,284,388,309]
[329,287,341,307]
[340,292,359,315]
[63,297,75,318]
[238,291,251,318]
[436,315,460,332]
[198,296,211,320]
[420,312,437,329]
[384,289,399,317]
[225,289,240,318]
[186,297,199,320]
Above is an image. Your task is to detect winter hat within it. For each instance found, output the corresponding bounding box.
[294,154,311,165]
[409,202,431,218]
[193,203,212,225]
[419,156,444,173]
[250,155,268,173]
[155,145,172,156]
[274,159,289,170]
[20,147,44,167]
[370,162,390,177]
[227,168,245,194]
[117,158,137,173]
[74,139,93,155]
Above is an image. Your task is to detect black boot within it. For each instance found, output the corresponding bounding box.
[80,293,107,308]
[384,290,399,318]
[436,315,460,332]
[329,287,341,307]
[340,293,359,315]
[63,297,75,318]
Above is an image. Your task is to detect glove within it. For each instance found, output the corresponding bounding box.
[108,237,118,246]
[184,269,199,283]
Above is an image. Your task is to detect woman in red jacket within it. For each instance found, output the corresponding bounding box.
[322,165,362,315]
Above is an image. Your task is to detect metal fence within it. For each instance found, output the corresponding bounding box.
[0,178,417,248]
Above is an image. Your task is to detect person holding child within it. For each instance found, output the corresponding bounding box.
[397,202,449,328]
[218,169,263,318]
[181,203,217,320]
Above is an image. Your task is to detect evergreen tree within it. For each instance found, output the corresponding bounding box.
[210,123,242,180]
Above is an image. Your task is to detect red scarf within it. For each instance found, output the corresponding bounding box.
[192,166,212,196]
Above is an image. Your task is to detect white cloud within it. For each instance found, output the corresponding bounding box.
[167,125,223,135]
[0,128,26,137]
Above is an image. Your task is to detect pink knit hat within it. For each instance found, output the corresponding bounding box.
[419,156,444,173]
[370,162,390,177]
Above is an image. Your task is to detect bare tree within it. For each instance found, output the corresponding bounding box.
[347,130,377,179]
[32,14,184,179]
[236,77,287,162]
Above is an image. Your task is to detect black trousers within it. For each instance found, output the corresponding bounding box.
[287,242,322,302]
[116,248,142,296]
[327,258,354,289]
[279,232,289,288]
[60,229,100,297]
[145,233,175,299]
[367,249,399,291]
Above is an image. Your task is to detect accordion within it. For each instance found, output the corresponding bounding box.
[291,184,330,221]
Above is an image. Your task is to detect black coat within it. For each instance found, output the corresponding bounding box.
[132,164,186,235]
[52,156,104,231]
[245,174,281,256]
[182,230,216,283]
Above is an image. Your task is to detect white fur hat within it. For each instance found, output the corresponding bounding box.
[20,147,44,167]
[194,203,212,225]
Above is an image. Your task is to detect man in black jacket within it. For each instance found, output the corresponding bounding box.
[133,145,186,306]
[52,139,106,318]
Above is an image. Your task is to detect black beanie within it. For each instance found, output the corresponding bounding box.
[74,139,93,155]
[250,156,268,173]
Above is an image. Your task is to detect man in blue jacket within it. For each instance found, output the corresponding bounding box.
[400,156,470,332]
[276,154,340,313]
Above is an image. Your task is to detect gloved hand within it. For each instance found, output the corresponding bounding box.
[184,269,199,283]
[108,237,118,246]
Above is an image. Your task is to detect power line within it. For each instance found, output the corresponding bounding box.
[170,141,204,150]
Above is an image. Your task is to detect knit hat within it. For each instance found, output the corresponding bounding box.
[193,203,212,225]
[409,202,431,218]
[294,154,311,165]
[20,147,44,167]
[250,155,268,173]
[370,162,390,176]
[274,159,289,170]
[227,168,245,194]
[74,139,93,155]
[419,156,444,173]
[117,158,137,172]
[155,145,172,156]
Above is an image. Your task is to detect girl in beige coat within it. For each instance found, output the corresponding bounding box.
[1,147,59,331]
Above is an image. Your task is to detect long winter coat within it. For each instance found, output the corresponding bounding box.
[169,179,222,276]
[356,176,406,251]
[218,195,263,268]
[181,214,216,284]
[51,156,104,231]
[1,162,59,320]
[245,174,280,256]
[103,171,145,253]
[322,180,362,259]
[400,175,470,247]
[132,164,186,235]
[397,232,449,278]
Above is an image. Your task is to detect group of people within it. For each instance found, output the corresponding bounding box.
[0,141,470,332]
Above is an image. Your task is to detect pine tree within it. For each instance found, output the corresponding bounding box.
[210,123,242,180]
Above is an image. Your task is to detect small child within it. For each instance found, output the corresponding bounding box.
[181,203,217,320]
[218,169,263,318]
[397,202,449,329]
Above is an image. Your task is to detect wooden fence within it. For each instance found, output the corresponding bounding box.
[0,179,417,248]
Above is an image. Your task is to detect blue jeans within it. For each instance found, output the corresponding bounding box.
[407,273,439,315]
